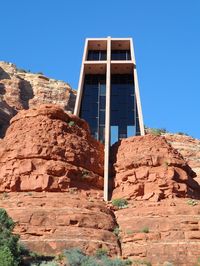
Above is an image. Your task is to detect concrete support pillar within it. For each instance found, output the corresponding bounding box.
[104,37,111,201]
[130,39,145,136]
[74,40,88,116]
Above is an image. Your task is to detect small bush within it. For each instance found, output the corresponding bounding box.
[163,262,174,266]
[81,169,89,178]
[68,121,75,127]
[151,128,166,136]
[112,198,128,209]
[187,199,198,206]
[140,226,149,233]
[101,256,132,266]
[132,259,152,266]
[95,248,108,258]
[113,226,120,236]
[63,248,85,266]
[194,257,200,266]
[37,72,44,75]
[63,248,132,266]
[17,68,27,73]
[126,229,134,235]
[177,132,189,136]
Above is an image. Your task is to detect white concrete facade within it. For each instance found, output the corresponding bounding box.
[74,37,145,201]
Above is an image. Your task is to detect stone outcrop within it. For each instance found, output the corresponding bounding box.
[0,192,120,256]
[0,104,104,193]
[115,198,200,266]
[111,135,200,201]
[165,133,200,184]
[0,61,76,137]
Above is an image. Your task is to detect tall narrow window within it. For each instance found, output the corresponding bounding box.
[111,126,118,145]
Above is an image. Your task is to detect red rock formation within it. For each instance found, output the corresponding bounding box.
[165,133,200,185]
[111,135,200,201]
[0,61,76,137]
[115,198,200,266]
[0,104,104,192]
[0,192,120,256]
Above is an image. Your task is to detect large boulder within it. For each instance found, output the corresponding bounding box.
[0,104,104,192]
[111,135,200,201]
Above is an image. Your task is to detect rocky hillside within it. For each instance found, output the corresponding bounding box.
[0,104,200,265]
[0,61,76,137]
[165,133,200,184]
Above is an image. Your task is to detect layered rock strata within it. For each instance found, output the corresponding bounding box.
[111,135,200,201]
[115,198,200,266]
[0,104,104,192]
[0,192,120,256]
[165,133,200,184]
[0,61,76,137]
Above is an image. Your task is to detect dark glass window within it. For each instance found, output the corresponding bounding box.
[110,74,135,140]
[111,50,131,60]
[87,50,107,61]
[80,74,106,143]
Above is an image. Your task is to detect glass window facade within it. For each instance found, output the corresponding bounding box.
[111,50,131,60]
[111,74,137,140]
[87,50,107,61]
[80,74,140,144]
[80,74,106,142]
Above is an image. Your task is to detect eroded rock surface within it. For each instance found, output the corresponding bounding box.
[165,133,200,185]
[115,198,200,266]
[0,104,104,192]
[0,61,76,137]
[111,135,200,201]
[0,192,120,256]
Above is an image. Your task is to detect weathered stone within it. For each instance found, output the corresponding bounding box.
[0,61,76,137]
[111,135,200,200]
[0,192,120,256]
[0,104,104,192]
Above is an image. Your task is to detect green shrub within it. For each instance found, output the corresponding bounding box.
[112,198,128,209]
[163,262,174,266]
[140,226,149,233]
[194,257,200,266]
[68,121,75,127]
[187,199,198,206]
[0,245,16,266]
[63,248,86,266]
[63,248,132,266]
[113,226,120,237]
[101,256,132,266]
[95,248,108,258]
[81,169,89,178]
[132,259,152,266]
[126,229,134,235]
[177,132,189,136]
[0,208,22,264]
[17,68,27,73]
[150,128,166,136]
[81,256,99,266]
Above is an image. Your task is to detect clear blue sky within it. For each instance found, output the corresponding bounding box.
[1,0,200,138]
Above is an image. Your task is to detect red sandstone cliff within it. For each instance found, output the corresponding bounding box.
[0,104,104,193]
[0,105,200,265]
[111,135,200,201]
[0,61,76,138]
